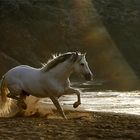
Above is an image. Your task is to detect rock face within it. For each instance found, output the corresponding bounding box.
[0,0,139,90]
[93,0,140,77]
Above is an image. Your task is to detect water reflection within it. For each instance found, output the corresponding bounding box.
[41,81,140,115]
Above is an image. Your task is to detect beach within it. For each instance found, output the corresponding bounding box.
[0,91,140,139]
[0,110,140,140]
[0,0,140,139]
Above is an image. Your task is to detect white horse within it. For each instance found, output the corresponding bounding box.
[0,52,93,119]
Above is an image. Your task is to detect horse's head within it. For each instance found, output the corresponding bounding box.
[72,52,93,81]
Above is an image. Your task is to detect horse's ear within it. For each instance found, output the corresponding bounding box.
[83,52,86,56]
[70,52,78,62]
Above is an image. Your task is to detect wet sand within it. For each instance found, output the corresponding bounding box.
[0,110,140,140]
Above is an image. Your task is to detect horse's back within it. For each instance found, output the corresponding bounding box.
[5,65,39,86]
[6,65,38,76]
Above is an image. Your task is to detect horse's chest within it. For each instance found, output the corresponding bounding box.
[53,82,65,92]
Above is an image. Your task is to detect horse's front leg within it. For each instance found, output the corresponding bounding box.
[65,88,81,108]
[49,95,67,119]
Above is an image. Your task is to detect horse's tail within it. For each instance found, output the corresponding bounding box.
[0,75,19,117]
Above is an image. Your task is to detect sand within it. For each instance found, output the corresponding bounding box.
[0,96,140,139]
[0,110,140,140]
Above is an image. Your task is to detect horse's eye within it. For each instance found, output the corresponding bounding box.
[80,63,84,66]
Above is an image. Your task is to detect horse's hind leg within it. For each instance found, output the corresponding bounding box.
[7,92,19,100]
[17,92,27,110]
[7,87,27,110]
[7,93,27,110]
[7,84,21,98]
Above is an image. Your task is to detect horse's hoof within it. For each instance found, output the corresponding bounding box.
[64,116,68,120]
[73,102,81,108]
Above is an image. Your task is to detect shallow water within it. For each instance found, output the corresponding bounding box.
[41,81,140,115]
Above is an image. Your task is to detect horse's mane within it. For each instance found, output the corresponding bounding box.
[41,52,74,72]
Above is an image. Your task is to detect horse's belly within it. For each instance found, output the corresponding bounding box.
[23,83,49,98]
[30,92,49,98]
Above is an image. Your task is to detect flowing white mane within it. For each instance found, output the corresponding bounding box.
[41,52,77,72]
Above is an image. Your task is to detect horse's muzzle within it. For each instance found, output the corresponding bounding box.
[84,73,93,81]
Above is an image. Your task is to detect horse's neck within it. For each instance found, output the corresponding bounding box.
[50,62,73,82]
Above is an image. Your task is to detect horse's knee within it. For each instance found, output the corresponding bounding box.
[7,93,19,100]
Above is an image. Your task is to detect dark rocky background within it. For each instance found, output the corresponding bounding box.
[0,0,140,90]
[93,0,140,77]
